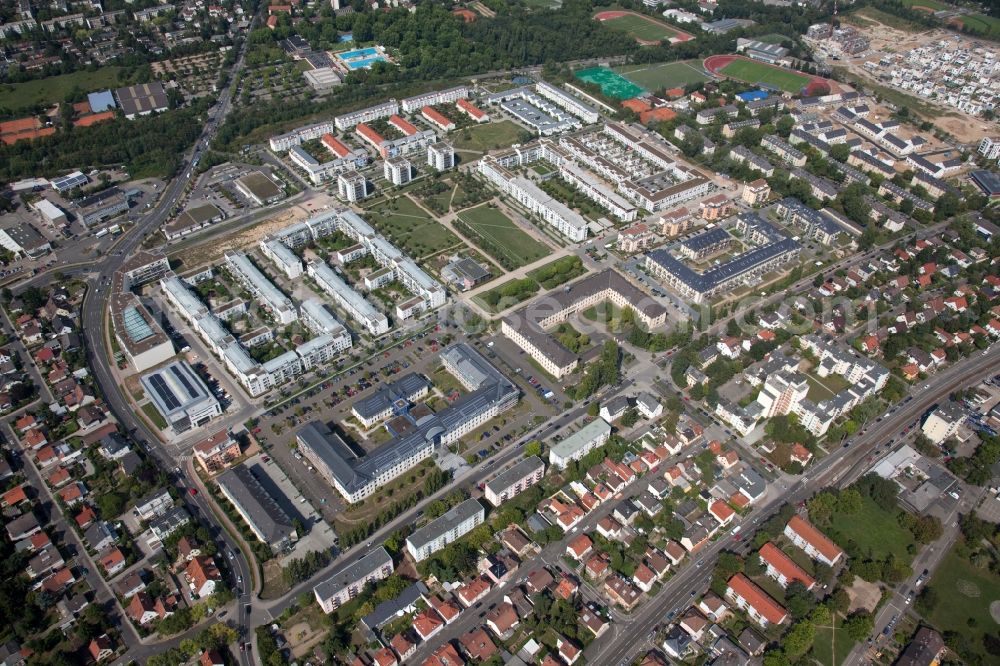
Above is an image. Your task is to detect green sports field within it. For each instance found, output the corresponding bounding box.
[575,67,644,99]
[457,205,549,269]
[900,0,947,9]
[0,67,123,113]
[719,59,812,94]
[602,13,680,42]
[614,61,711,91]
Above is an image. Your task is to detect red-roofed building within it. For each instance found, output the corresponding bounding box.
[2,484,28,507]
[200,650,225,666]
[99,547,127,576]
[58,482,85,506]
[458,627,496,662]
[759,542,816,590]
[47,467,71,487]
[725,573,788,627]
[428,596,461,624]
[485,602,519,639]
[709,499,735,526]
[790,444,813,466]
[268,4,292,13]
[191,430,241,473]
[322,133,351,158]
[76,505,97,528]
[388,115,418,136]
[586,553,610,579]
[567,534,593,560]
[784,515,844,566]
[456,98,488,123]
[633,563,656,592]
[356,123,386,148]
[266,15,278,28]
[457,577,491,607]
[421,106,455,131]
[41,567,75,594]
[554,575,579,600]
[185,556,221,598]
[423,643,465,666]
[413,609,444,641]
[372,647,397,666]
[24,428,47,449]
[89,635,114,662]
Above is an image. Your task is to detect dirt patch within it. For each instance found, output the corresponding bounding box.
[288,621,327,659]
[846,578,882,613]
[990,601,1000,623]
[957,579,982,598]
[260,559,289,600]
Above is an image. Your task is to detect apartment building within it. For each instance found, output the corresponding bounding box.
[783,515,844,567]
[549,418,612,469]
[725,573,788,627]
[759,542,816,590]
[406,499,485,561]
[313,547,394,613]
[224,251,297,324]
[484,456,545,506]
[334,100,400,131]
[428,141,455,171]
[401,86,469,113]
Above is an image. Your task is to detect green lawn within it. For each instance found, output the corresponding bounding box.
[456,205,549,269]
[852,7,927,31]
[756,33,791,44]
[813,617,856,666]
[900,0,947,8]
[600,12,680,42]
[141,402,168,430]
[0,67,123,113]
[957,13,1000,38]
[805,372,850,401]
[615,60,711,91]
[719,59,812,94]
[826,495,915,563]
[926,544,1000,662]
[367,196,460,258]
[453,120,527,153]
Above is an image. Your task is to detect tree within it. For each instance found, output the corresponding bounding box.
[829,587,851,615]
[837,488,863,514]
[915,586,938,614]
[843,611,874,641]
[783,620,815,657]
[785,581,816,619]
[524,440,542,457]
[807,491,838,526]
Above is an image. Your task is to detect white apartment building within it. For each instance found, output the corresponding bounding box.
[259,237,303,279]
[337,171,369,202]
[484,456,545,506]
[308,261,390,336]
[313,547,394,613]
[783,516,844,567]
[224,251,298,324]
[979,137,1000,161]
[269,120,335,152]
[406,499,485,561]
[428,142,455,171]
[401,86,469,113]
[921,402,964,444]
[535,81,600,123]
[384,156,413,186]
[549,418,612,469]
[334,100,400,131]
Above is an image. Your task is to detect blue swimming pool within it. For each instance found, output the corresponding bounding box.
[347,56,387,69]
[339,47,379,60]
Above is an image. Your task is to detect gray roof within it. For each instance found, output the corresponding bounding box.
[148,506,190,538]
[314,546,393,602]
[352,372,430,421]
[550,418,612,463]
[484,456,545,497]
[216,464,296,544]
[406,498,485,553]
[361,581,428,629]
[297,344,517,496]
[682,227,730,254]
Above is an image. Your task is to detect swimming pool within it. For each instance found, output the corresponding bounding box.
[339,47,379,60]
[347,56,387,69]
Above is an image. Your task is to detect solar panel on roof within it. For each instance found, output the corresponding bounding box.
[150,374,181,410]
[170,364,200,400]
[122,306,154,343]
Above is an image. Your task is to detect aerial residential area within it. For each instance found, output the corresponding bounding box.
[0,0,999,664]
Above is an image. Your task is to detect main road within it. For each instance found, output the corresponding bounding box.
[591,345,1000,666]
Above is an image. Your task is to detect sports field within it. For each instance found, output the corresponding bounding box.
[457,205,549,269]
[594,10,693,45]
[955,13,1000,38]
[614,61,711,91]
[711,57,813,94]
[0,66,123,113]
[575,67,644,100]
[900,0,947,9]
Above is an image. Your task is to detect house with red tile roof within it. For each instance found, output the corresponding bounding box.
[421,106,454,131]
[372,647,397,666]
[47,467,71,487]
[725,573,788,627]
[485,602,519,639]
[459,626,496,661]
[567,534,593,560]
[388,115,417,136]
[554,575,579,600]
[1,484,28,507]
[200,650,225,666]
[413,608,444,641]
[75,505,97,529]
[89,635,114,662]
[99,547,126,576]
[185,556,221,598]
[41,567,75,594]
[759,542,816,590]
[664,541,686,566]
[423,643,464,666]
[586,553,610,579]
[457,577,491,607]
[709,500,735,526]
[456,98,488,122]
[389,634,415,662]
[428,596,461,624]
[58,482,85,506]
[557,636,582,664]
[790,444,813,466]
[633,563,656,593]
[128,592,161,625]
[784,515,844,566]
[24,429,47,449]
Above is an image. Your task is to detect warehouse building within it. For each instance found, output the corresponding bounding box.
[216,464,298,552]
[0,223,51,258]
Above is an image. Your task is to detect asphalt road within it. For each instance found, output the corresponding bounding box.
[592,345,1000,666]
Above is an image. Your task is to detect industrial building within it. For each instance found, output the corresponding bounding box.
[0,223,51,258]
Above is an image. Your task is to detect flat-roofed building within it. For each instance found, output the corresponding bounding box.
[192,430,241,473]
[406,499,485,561]
[313,547,393,613]
[224,251,297,325]
[216,464,297,552]
[337,171,369,202]
[484,456,545,506]
[307,261,389,336]
[32,199,67,227]
[260,237,303,279]
[110,291,174,372]
[383,156,413,186]
[0,223,51,259]
[428,142,455,171]
[549,418,611,469]
[351,372,431,428]
[139,360,221,434]
[235,172,284,207]
[77,187,128,227]
[115,82,168,119]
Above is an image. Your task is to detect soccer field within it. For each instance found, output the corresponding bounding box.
[602,13,679,42]
[615,61,710,91]
[457,205,549,269]
[719,59,812,94]
[575,67,645,99]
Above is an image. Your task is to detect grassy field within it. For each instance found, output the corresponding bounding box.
[719,59,812,94]
[827,495,915,563]
[141,402,167,430]
[756,33,791,44]
[813,617,856,666]
[805,372,850,401]
[453,120,527,153]
[956,13,1000,38]
[926,544,1000,662]
[457,205,549,268]
[600,13,680,42]
[368,196,460,258]
[615,60,710,91]
[852,6,927,31]
[900,0,947,9]
[0,67,124,113]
